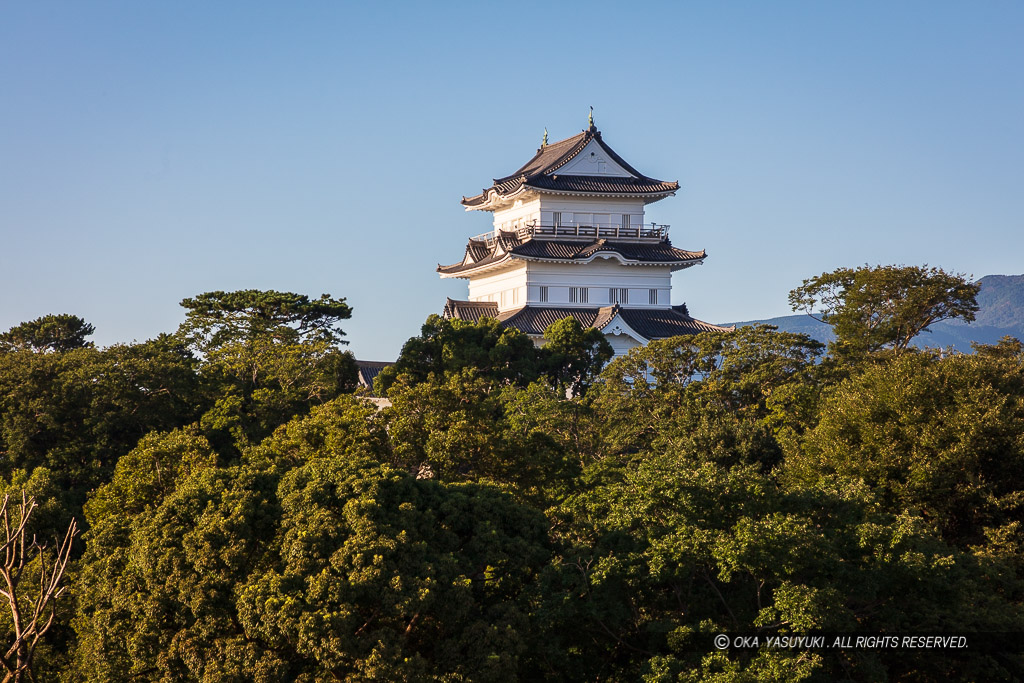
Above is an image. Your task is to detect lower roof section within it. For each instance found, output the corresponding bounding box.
[437,235,705,278]
[443,299,734,340]
[355,360,395,397]
[442,298,500,322]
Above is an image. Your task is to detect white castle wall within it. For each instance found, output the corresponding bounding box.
[604,331,643,356]
[466,260,673,312]
[492,195,651,233]
[466,263,529,310]
[493,198,542,232]
[526,260,672,308]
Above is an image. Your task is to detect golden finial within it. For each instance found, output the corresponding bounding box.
[542,127,548,147]
[588,106,594,130]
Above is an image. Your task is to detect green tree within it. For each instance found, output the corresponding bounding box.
[71,397,554,682]
[378,314,619,400]
[0,314,94,353]
[540,317,613,396]
[784,347,1024,549]
[590,326,823,463]
[788,264,980,356]
[0,335,203,502]
[544,429,1022,681]
[197,336,358,450]
[383,372,581,503]
[238,457,550,681]
[375,315,541,395]
[177,291,358,450]
[178,290,352,351]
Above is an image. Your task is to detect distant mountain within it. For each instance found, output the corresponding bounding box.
[952,274,1024,328]
[728,274,1024,353]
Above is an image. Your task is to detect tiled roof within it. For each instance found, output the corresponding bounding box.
[437,237,705,276]
[514,239,705,263]
[617,305,734,338]
[436,303,735,339]
[496,131,591,182]
[443,298,500,322]
[462,128,679,209]
[465,239,490,263]
[356,360,394,393]
[495,306,602,334]
[526,174,680,196]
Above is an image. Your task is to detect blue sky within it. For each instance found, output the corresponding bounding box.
[2,1,1022,360]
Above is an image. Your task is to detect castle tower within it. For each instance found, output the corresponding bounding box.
[438,120,731,356]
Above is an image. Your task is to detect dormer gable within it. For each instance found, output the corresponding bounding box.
[551,138,634,177]
[462,125,679,211]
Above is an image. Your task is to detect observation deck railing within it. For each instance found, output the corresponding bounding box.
[469,220,670,246]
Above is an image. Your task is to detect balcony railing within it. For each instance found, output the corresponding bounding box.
[469,220,670,245]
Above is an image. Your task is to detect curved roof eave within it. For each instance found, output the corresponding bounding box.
[508,252,705,270]
[437,255,520,279]
[526,186,677,200]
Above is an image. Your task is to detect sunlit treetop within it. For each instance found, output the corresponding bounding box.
[178,290,352,352]
[0,314,95,353]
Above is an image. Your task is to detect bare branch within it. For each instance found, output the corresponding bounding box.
[0,492,77,682]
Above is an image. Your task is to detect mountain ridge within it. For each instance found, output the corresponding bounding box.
[725,274,1024,352]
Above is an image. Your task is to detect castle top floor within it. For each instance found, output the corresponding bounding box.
[461,122,679,238]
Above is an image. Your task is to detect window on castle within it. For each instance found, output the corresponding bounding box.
[539,286,549,302]
[622,214,631,228]
[570,287,588,304]
[609,288,628,304]
[649,288,658,305]
[552,212,561,227]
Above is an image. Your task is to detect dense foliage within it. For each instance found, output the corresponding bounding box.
[0,271,1021,681]
[789,264,980,356]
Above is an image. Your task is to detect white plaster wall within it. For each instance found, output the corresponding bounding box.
[488,187,669,231]
[525,260,672,307]
[492,197,541,232]
[458,260,680,310]
[605,331,643,357]
[537,196,646,230]
[466,263,529,311]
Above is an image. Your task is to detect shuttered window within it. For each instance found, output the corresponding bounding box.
[609,288,628,304]
[570,287,588,304]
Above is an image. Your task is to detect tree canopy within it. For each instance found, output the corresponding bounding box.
[375,314,612,398]
[176,291,358,451]
[179,290,353,352]
[788,264,980,355]
[374,315,541,394]
[0,314,95,353]
[1,274,1022,680]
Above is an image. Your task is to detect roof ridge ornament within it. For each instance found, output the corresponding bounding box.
[588,106,595,132]
[542,127,548,147]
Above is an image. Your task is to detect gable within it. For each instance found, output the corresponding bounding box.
[604,330,644,357]
[552,139,634,178]
[600,312,649,345]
